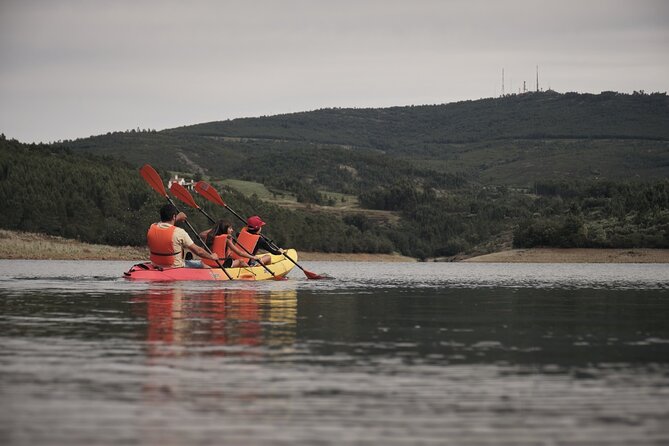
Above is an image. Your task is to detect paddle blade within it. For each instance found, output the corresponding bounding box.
[139,164,167,197]
[303,270,333,280]
[169,182,200,209]
[195,181,226,207]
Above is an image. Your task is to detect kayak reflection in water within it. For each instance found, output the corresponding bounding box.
[135,287,298,358]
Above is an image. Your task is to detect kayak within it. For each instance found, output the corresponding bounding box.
[123,249,298,281]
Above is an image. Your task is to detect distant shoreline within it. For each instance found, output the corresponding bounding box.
[1,230,667,263]
[303,248,669,263]
[461,248,669,264]
[0,229,147,261]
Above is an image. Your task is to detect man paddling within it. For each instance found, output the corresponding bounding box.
[147,204,219,268]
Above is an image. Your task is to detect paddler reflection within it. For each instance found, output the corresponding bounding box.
[133,288,296,444]
[135,286,298,357]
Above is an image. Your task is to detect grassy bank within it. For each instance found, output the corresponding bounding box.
[464,248,669,263]
[0,229,146,260]
[0,229,414,262]
[1,230,667,263]
[299,252,416,262]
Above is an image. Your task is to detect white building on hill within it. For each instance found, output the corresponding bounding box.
[168,174,194,190]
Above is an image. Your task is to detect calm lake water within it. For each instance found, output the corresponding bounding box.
[1,259,668,445]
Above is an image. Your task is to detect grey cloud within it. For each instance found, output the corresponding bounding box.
[1,0,667,142]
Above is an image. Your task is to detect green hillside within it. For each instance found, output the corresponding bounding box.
[0,137,161,245]
[62,91,669,190]
[0,137,397,254]
[173,91,669,146]
[3,91,668,258]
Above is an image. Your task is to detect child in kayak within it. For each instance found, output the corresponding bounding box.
[232,215,284,266]
[199,220,261,268]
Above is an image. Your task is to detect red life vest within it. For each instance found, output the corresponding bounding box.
[229,227,260,260]
[202,234,228,267]
[147,223,181,267]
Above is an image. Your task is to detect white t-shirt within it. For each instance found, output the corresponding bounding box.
[154,222,194,268]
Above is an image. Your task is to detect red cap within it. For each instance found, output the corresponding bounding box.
[246,215,265,229]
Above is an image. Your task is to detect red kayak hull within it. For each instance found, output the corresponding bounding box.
[123,249,298,281]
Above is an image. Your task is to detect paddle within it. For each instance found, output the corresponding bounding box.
[169,182,286,280]
[139,164,234,280]
[194,180,331,280]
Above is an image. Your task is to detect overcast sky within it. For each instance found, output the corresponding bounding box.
[1,0,668,143]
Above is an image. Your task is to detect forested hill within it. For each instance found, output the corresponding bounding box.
[62,91,669,189]
[0,137,401,254]
[171,90,669,148]
[2,90,668,258]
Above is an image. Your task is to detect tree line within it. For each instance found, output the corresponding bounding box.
[2,136,667,258]
[513,180,669,249]
[0,137,397,254]
[3,102,668,259]
[170,91,669,150]
[0,137,161,246]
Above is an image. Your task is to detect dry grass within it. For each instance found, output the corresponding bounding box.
[300,252,416,262]
[463,248,669,263]
[0,229,147,260]
[0,229,412,262]
[2,229,667,263]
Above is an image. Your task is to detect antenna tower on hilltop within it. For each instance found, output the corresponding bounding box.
[536,65,539,92]
[501,68,505,96]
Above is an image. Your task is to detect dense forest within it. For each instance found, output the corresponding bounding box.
[0,137,160,246]
[173,90,669,146]
[2,91,668,258]
[0,136,396,253]
[60,91,669,187]
[514,180,669,249]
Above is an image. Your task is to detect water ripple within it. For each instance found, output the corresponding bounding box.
[2,260,669,445]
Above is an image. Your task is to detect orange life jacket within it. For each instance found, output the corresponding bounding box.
[202,234,228,267]
[147,223,181,267]
[229,227,260,260]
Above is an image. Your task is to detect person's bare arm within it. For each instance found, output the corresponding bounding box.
[188,243,219,261]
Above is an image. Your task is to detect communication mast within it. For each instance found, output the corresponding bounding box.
[536,65,539,92]
[502,68,505,96]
